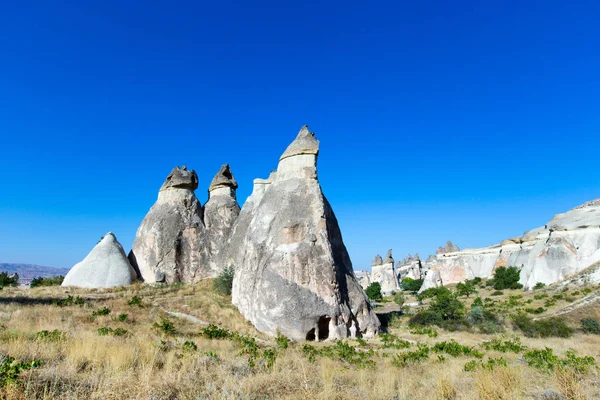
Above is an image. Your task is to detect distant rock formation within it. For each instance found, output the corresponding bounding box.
[62,233,137,288]
[229,126,380,341]
[421,199,600,291]
[129,166,209,283]
[397,254,426,281]
[437,241,460,254]
[370,250,400,295]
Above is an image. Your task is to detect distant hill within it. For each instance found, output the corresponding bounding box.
[0,263,70,280]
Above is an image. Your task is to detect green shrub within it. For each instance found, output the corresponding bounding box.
[525,307,546,315]
[581,318,600,334]
[401,278,423,293]
[512,314,572,338]
[201,324,232,339]
[482,337,526,353]
[464,357,508,372]
[52,295,85,307]
[524,348,596,373]
[0,272,19,288]
[488,266,522,290]
[97,327,128,336]
[302,341,375,368]
[182,340,198,352]
[365,282,383,301]
[583,288,593,295]
[534,293,548,300]
[0,356,43,387]
[533,282,546,290]
[117,313,128,322]
[392,343,430,367]
[416,287,440,301]
[410,327,438,337]
[432,340,483,358]
[409,310,443,327]
[35,329,66,341]
[380,333,411,349]
[92,307,111,317]
[571,291,580,296]
[153,318,176,335]
[275,331,290,349]
[128,296,143,307]
[428,287,465,321]
[30,276,64,288]
[491,290,504,296]
[471,297,484,307]
[213,266,235,295]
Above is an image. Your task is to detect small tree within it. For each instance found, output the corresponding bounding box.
[456,281,477,297]
[0,272,19,288]
[365,282,383,301]
[489,266,523,290]
[401,278,424,293]
[533,282,546,290]
[428,287,465,321]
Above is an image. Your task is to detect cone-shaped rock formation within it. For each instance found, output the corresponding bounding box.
[62,232,137,288]
[229,126,380,341]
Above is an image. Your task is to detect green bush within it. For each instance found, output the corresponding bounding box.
[182,340,198,352]
[524,348,596,373]
[533,293,548,300]
[471,297,484,307]
[128,296,143,307]
[35,329,66,341]
[97,327,128,336]
[581,318,600,334]
[92,307,111,317]
[52,295,85,307]
[275,331,290,349]
[380,333,412,349]
[533,282,546,290]
[0,272,19,288]
[0,356,43,387]
[153,318,176,335]
[456,281,477,297]
[117,313,128,322]
[491,290,504,296]
[302,341,376,369]
[392,343,430,367]
[365,282,383,301]
[524,307,546,315]
[428,287,465,321]
[488,266,522,290]
[432,340,483,358]
[213,266,235,295]
[409,310,443,327]
[482,337,526,353]
[202,324,232,339]
[512,314,572,338]
[409,326,438,337]
[401,278,423,293]
[30,275,64,288]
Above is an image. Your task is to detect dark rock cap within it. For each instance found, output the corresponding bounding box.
[383,249,394,264]
[279,125,320,161]
[209,164,238,191]
[160,166,199,191]
[372,254,383,266]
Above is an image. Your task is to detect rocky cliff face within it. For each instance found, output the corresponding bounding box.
[63,233,137,288]
[129,166,209,283]
[229,126,380,341]
[421,200,600,291]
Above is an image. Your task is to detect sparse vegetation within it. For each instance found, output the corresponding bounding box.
[92,307,111,317]
[30,275,64,288]
[512,314,573,338]
[533,282,547,290]
[213,266,234,295]
[488,266,523,290]
[581,318,600,334]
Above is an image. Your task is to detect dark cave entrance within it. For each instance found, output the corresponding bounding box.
[306,316,331,341]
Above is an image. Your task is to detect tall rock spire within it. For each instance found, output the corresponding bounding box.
[229,125,380,341]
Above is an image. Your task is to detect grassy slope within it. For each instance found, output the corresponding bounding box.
[0,280,598,399]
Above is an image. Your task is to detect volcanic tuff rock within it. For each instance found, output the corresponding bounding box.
[205,164,241,274]
[62,233,137,288]
[420,199,600,291]
[229,126,380,341]
[370,250,400,295]
[129,166,209,283]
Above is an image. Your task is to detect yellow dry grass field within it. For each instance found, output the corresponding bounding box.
[0,280,599,399]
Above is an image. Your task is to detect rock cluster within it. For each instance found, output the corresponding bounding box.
[227,126,380,341]
[129,165,240,283]
[62,233,137,288]
[420,199,600,291]
[370,250,400,295]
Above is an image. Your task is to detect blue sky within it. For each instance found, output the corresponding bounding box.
[1,1,599,270]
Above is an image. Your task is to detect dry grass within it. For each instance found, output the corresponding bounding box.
[0,281,599,399]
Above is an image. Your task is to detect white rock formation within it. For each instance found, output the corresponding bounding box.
[396,254,425,281]
[129,166,209,283]
[229,126,380,341]
[370,250,400,295]
[62,233,137,288]
[420,200,600,291]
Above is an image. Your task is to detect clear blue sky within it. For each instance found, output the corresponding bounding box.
[1,1,599,270]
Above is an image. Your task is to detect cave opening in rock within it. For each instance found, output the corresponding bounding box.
[318,316,330,340]
[306,328,316,341]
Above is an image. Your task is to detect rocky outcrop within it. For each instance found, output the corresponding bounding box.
[397,254,426,281]
[370,250,400,295]
[437,241,460,255]
[129,166,209,284]
[229,126,380,341]
[204,164,240,274]
[63,233,137,288]
[421,199,600,291]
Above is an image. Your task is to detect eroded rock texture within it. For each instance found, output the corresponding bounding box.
[420,200,600,291]
[63,233,137,288]
[370,250,400,295]
[229,126,380,341]
[129,166,209,283]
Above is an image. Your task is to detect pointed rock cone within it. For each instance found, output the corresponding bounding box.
[230,126,380,341]
[205,164,241,275]
[62,233,137,288]
[129,166,208,283]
